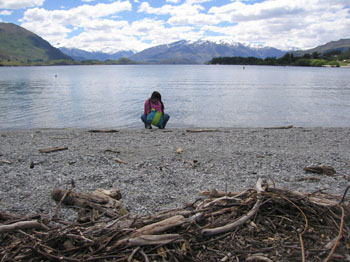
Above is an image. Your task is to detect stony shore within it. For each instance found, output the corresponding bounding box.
[1,127,349,220]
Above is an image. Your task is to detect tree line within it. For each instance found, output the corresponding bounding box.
[209,48,350,67]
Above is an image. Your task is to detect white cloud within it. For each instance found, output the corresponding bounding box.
[203,0,350,49]
[0,0,44,9]
[138,2,204,16]
[185,0,212,3]
[0,10,12,15]
[20,1,132,50]
[10,0,350,52]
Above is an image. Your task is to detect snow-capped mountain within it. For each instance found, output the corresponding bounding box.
[59,47,135,61]
[59,40,286,64]
[129,40,285,64]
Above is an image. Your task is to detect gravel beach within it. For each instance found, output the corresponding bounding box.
[1,127,349,220]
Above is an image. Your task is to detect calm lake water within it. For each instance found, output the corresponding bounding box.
[0,65,349,129]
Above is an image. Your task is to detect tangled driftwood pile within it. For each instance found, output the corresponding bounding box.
[1,179,349,262]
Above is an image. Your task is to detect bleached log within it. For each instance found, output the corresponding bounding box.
[0,220,49,234]
[136,215,185,235]
[108,215,186,250]
[51,189,124,218]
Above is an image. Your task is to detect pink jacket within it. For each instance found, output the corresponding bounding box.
[144,99,163,116]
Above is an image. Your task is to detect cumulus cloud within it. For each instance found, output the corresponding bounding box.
[20,1,132,50]
[203,0,350,49]
[0,0,44,9]
[0,10,12,15]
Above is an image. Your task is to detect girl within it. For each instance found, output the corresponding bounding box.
[141,91,170,129]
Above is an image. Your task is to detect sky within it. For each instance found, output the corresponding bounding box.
[0,0,349,53]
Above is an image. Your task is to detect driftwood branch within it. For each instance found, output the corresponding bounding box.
[264,125,293,129]
[201,178,265,236]
[51,188,126,219]
[303,165,336,176]
[0,159,12,164]
[122,234,182,247]
[115,157,128,164]
[88,129,119,133]
[186,129,219,133]
[108,215,186,250]
[0,220,49,234]
[39,146,68,153]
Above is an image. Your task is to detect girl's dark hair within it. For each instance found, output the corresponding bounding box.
[151,91,161,101]
[150,91,164,112]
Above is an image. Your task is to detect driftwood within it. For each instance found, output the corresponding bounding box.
[0,220,48,234]
[51,188,126,220]
[39,146,68,153]
[88,129,119,133]
[202,178,265,236]
[0,159,12,164]
[264,125,294,129]
[1,180,350,262]
[115,157,128,164]
[304,165,336,176]
[186,129,219,133]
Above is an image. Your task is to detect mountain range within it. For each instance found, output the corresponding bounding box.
[59,47,135,61]
[1,22,349,65]
[59,40,285,64]
[126,40,285,64]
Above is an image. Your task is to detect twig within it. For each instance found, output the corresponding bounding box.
[115,157,128,164]
[128,247,140,262]
[277,194,308,262]
[325,205,345,262]
[339,185,350,204]
[140,250,150,262]
[51,186,73,220]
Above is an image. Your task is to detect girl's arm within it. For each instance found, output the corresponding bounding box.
[144,99,150,116]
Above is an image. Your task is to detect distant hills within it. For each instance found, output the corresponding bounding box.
[0,22,349,65]
[59,47,135,61]
[0,22,71,62]
[292,39,350,56]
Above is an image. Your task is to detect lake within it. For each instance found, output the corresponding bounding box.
[0,65,349,129]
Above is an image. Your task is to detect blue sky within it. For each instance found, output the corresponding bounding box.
[0,0,349,53]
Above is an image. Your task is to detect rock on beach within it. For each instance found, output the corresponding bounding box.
[0,127,349,220]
